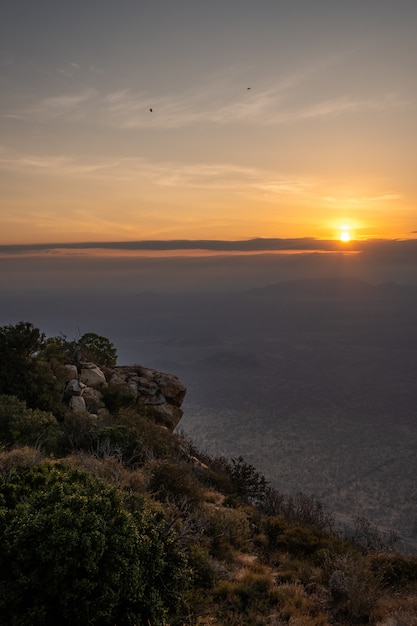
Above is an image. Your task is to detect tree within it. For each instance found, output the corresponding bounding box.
[228,455,269,505]
[76,332,117,367]
[0,322,68,415]
[0,395,61,454]
[0,462,189,625]
[0,321,44,362]
[0,322,45,400]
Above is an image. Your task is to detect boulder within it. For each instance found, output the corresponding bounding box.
[69,395,87,413]
[82,387,105,414]
[65,364,78,380]
[80,363,106,388]
[65,379,86,397]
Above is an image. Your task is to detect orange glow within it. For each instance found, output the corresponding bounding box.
[339,230,351,242]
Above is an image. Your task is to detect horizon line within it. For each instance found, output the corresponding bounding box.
[1,236,417,255]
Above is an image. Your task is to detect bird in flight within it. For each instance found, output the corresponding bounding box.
[149,108,153,112]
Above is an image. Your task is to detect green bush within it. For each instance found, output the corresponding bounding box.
[0,461,189,625]
[149,459,204,506]
[116,407,186,460]
[264,515,324,556]
[59,411,99,454]
[101,386,134,413]
[0,395,61,454]
[204,505,251,558]
[187,543,218,588]
[370,552,417,588]
[76,332,117,367]
[94,425,144,467]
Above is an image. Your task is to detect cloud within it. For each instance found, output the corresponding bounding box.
[98,86,408,131]
[0,113,26,121]
[323,193,402,205]
[3,54,409,131]
[10,89,97,121]
[0,150,315,198]
[56,62,80,78]
[291,93,409,122]
[0,237,335,255]
[95,54,410,130]
[2,237,416,257]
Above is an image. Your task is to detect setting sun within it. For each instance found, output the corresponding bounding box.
[340,230,351,242]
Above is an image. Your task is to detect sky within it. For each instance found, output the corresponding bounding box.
[1,0,417,247]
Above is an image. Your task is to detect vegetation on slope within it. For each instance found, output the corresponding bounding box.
[0,322,417,625]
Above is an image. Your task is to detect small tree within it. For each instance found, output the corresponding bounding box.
[228,455,269,505]
[0,322,45,401]
[0,323,68,414]
[76,332,117,367]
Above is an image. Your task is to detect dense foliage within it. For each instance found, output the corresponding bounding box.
[0,462,188,625]
[0,322,417,625]
[0,323,117,415]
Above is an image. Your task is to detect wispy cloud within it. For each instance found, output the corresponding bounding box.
[323,193,402,204]
[291,93,409,122]
[98,84,409,130]
[2,55,409,130]
[0,150,316,198]
[7,89,97,122]
[94,52,410,129]
[56,62,80,78]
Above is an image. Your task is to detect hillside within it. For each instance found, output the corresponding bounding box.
[0,321,417,625]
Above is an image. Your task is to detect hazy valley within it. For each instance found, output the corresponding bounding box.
[116,278,417,551]
[4,273,417,551]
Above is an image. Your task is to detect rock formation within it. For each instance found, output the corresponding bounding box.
[64,362,186,431]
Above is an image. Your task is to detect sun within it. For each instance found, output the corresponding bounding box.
[339,229,351,242]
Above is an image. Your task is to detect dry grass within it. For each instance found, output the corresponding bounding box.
[0,445,45,470]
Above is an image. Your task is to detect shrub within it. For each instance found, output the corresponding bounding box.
[0,395,61,454]
[116,407,186,460]
[187,543,218,589]
[100,386,134,413]
[204,505,251,558]
[0,461,189,625]
[276,582,329,625]
[148,459,204,506]
[351,515,398,553]
[370,553,417,588]
[228,455,269,505]
[325,553,382,622]
[59,411,100,454]
[261,487,335,533]
[264,515,329,557]
[94,424,144,467]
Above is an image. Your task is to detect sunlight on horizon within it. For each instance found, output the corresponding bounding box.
[339,229,351,242]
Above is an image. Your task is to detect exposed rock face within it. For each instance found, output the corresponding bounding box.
[69,395,87,413]
[80,363,107,388]
[64,362,186,431]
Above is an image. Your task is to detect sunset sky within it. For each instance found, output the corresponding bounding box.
[1,0,417,246]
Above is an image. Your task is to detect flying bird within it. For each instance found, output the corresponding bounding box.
[149,108,153,112]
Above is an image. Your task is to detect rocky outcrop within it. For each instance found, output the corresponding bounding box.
[64,362,186,431]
